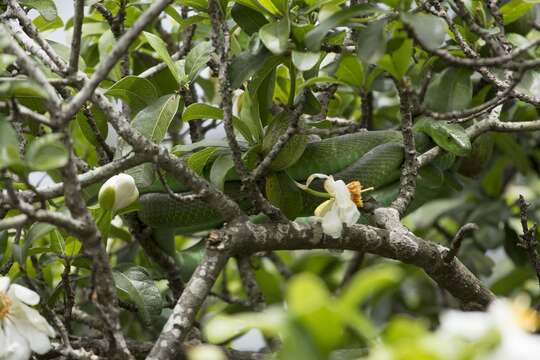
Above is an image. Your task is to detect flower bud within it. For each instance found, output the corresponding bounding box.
[98,173,139,211]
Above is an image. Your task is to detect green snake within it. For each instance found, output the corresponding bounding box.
[137,123,471,233]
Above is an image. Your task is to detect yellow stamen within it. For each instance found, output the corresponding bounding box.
[346,181,374,208]
[0,292,12,319]
[512,300,540,332]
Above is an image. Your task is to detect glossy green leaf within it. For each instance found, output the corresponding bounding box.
[185,41,213,82]
[265,172,304,219]
[335,53,364,87]
[259,18,290,55]
[33,15,63,32]
[144,31,182,85]
[0,116,20,169]
[305,5,380,51]
[182,103,224,121]
[132,94,180,142]
[76,106,108,147]
[402,13,448,50]
[423,68,473,112]
[378,37,413,80]
[187,147,218,175]
[209,153,234,190]
[230,48,272,89]
[26,133,69,171]
[500,0,535,24]
[356,19,387,64]
[113,267,163,325]
[105,76,158,114]
[291,51,320,71]
[21,0,58,21]
[232,3,269,35]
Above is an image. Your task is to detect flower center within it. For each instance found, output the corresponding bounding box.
[346,181,373,208]
[511,301,540,332]
[0,292,12,319]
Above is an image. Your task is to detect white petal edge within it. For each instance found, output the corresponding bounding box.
[321,204,343,238]
[0,276,10,293]
[9,284,40,306]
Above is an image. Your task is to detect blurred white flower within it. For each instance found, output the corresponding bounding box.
[0,276,55,360]
[98,173,139,212]
[439,298,540,360]
[304,174,366,238]
[187,344,227,360]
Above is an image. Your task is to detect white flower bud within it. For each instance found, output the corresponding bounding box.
[98,173,139,211]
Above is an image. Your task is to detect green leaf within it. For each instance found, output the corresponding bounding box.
[33,15,63,32]
[25,222,55,259]
[232,4,269,35]
[20,0,58,21]
[230,48,272,89]
[187,147,218,175]
[402,13,448,50]
[113,267,163,325]
[182,103,223,121]
[26,133,69,171]
[144,31,182,85]
[132,94,180,143]
[105,76,158,114]
[265,172,304,219]
[378,37,413,80]
[209,154,234,190]
[123,94,179,187]
[0,116,20,169]
[423,68,473,112]
[204,308,286,344]
[340,265,402,310]
[298,76,348,89]
[185,41,213,82]
[291,51,320,72]
[259,18,290,55]
[76,106,108,147]
[356,19,387,64]
[172,139,235,155]
[49,229,65,254]
[305,5,381,51]
[262,112,308,171]
[335,53,364,87]
[257,0,284,15]
[500,0,535,25]
[48,41,86,71]
[98,30,121,81]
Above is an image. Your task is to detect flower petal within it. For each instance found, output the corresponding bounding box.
[11,317,53,354]
[11,302,55,337]
[9,284,40,306]
[321,204,343,238]
[332,179,355,209]
[0,276,10,293]
[338,204,360,226]
[305,173,329,188]
[439,309,493,340]
[3,319,31,360]
[323,176,337,196]
[314,199,334,217]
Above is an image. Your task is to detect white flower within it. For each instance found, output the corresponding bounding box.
[0,276,55,360]
[98,173,139,212]
[438,298,540,360]
[305,174,362,238]
[187,344,227,360]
